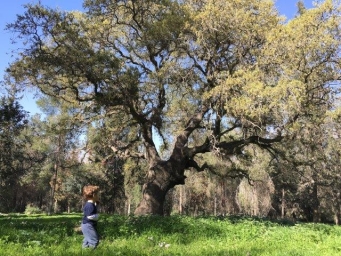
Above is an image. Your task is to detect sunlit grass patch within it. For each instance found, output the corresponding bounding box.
[1,214,341,255]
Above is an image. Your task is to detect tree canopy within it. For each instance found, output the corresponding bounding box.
[4,0,341,215]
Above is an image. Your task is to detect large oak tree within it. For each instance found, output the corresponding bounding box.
[4,0,341,215]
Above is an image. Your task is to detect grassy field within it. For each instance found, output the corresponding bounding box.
[1,214,341,255]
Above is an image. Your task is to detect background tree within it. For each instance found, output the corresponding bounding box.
[4,0,341,215]
[0,95,30,212]
[85,122,127,214]
[38,96,90,213]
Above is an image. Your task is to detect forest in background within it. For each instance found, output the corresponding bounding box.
[1,92,341,224]
[1,0,341,224]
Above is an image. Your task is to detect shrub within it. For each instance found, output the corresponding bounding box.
[24,204,43,215]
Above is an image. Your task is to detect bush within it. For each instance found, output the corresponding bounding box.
[24,204,43,215]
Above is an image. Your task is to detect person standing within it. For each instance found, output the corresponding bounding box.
[81,185,100,249]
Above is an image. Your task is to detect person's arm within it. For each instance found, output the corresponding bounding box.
[87,214,99,221]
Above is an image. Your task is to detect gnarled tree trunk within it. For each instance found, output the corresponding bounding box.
[134,160,186,215]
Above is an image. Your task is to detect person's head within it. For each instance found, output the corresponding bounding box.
[83,185,100,201]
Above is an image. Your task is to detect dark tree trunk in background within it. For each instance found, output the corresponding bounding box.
[312,181,320,223]
[281,189,286,218]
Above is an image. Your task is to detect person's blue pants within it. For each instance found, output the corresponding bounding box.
[81,223,99,248]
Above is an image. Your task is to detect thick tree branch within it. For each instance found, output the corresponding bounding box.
[217,135,283,155]
[184,137,210,158]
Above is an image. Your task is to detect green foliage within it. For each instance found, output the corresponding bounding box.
[4,0,341,216]
[0,96,30,212]
[1,214,341,255]
[24,205,43,215]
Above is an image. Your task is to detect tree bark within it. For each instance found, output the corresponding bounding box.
[281,189,285,218]
[332,204,340,225]
[312,181,320,223]
[179,186,183,215]
[134,159,186,215]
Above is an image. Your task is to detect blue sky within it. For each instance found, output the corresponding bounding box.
[0,0,314,116]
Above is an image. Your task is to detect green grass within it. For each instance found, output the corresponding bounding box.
[1,214,341,255]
